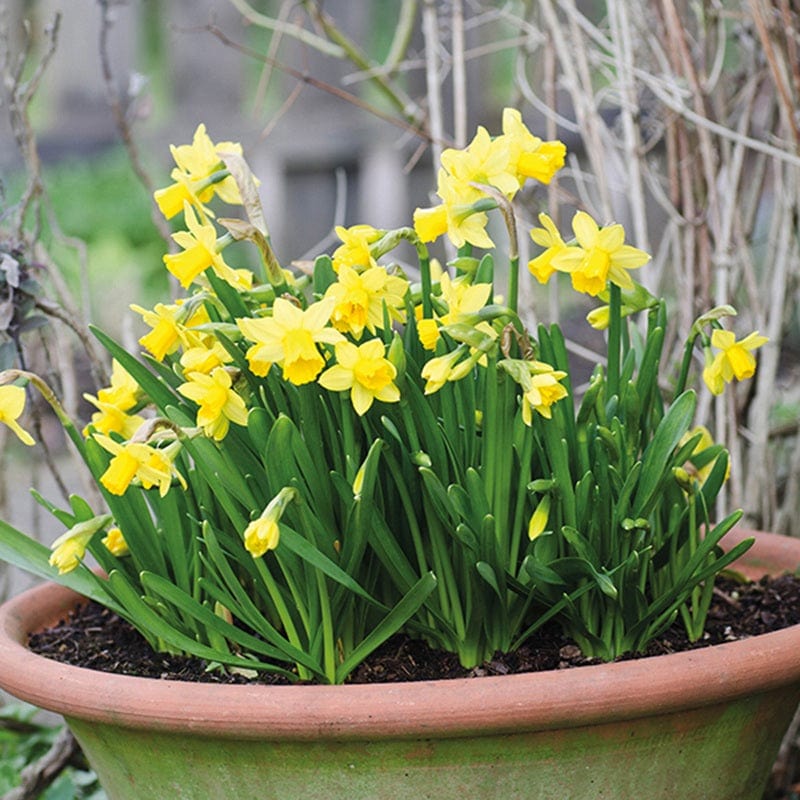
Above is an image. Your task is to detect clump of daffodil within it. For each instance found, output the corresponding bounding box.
[0,110,770,682]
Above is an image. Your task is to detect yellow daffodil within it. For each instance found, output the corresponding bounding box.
[0,385,34,446]
[500,108,566,186]
[164,203,252,290]
[236,297,343,384]
[178,367,248,440]
[528,213,567,284]
[102,526,130,557]
[417,317,441,351]
[324,265,408,338]
[94,434,186,497]
[180,339,233,375]
[702,329,768,396]
[441,125,518,198]
[243,487,297,558]
[154,124,245,219]
[130,301,210,361]
[549,211,651,296]
[501,359,568,424]
[412,204,449,243]
[82,360,145,438]
[331,224,383,273]
[413,170,495,249]
[521,370,569,423]
[439,273,493,324]
[319,339,400,415]
[97,360,140,410]
[420,347,469,394]
[83,397,145,439]
[48,514,113,574]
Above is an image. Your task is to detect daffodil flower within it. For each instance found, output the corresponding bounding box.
[420,347,470,395]
[97,360,140,410]
[48,514,113,574]
[702,329,768,396]
[521,371,569,423]
[180,339,233,375]
[528,213,567,284]
[164,203,252,290]
[154,124,245,219]
[319,339,400,415]
[130,301,210,362]
[549,211,651,297]
[102,526,130,558]
[499,108,566,186]
[440,125,518,198]
[244,487,297,558]
[680,425,731,485]
[324,265,408,338]
[331,224,383,272]
[94,434,186,497]
[413,170,496,249]
[83,396,145,439]
[237,297,343,385]
[500,359,568,423]
[178,367,248,441]
[82,360,145,438]
[0,385,34,446]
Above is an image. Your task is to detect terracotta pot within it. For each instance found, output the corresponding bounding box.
[0,528,798,800]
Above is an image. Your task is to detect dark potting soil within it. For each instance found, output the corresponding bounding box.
[27,573,800,685]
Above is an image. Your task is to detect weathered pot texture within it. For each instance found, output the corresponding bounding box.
[0,528,798,800]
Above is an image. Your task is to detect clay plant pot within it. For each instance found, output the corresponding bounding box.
[0,528,799,800]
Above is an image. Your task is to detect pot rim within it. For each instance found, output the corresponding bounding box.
[1,527,799,741]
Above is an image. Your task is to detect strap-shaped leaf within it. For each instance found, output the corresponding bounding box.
[107,571,290,675]
[632,390,697,516]
[335,572,437,683]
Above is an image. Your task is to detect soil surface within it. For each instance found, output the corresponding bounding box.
[27,573,800,685]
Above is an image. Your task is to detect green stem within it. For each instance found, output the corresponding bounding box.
[674,333,702,397]
[254,558,311,680]
[508,254,520,315]
[607,283,622,400]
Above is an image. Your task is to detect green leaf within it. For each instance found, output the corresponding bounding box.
[140,572,302,675]
[106,571,283,673]
[278,526,377,606]
[632,390,697,516]
[335,572,437,682]
[313,254,337,295]
[0,519,121,612]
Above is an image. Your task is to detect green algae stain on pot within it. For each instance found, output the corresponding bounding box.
[65,685,800,800]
